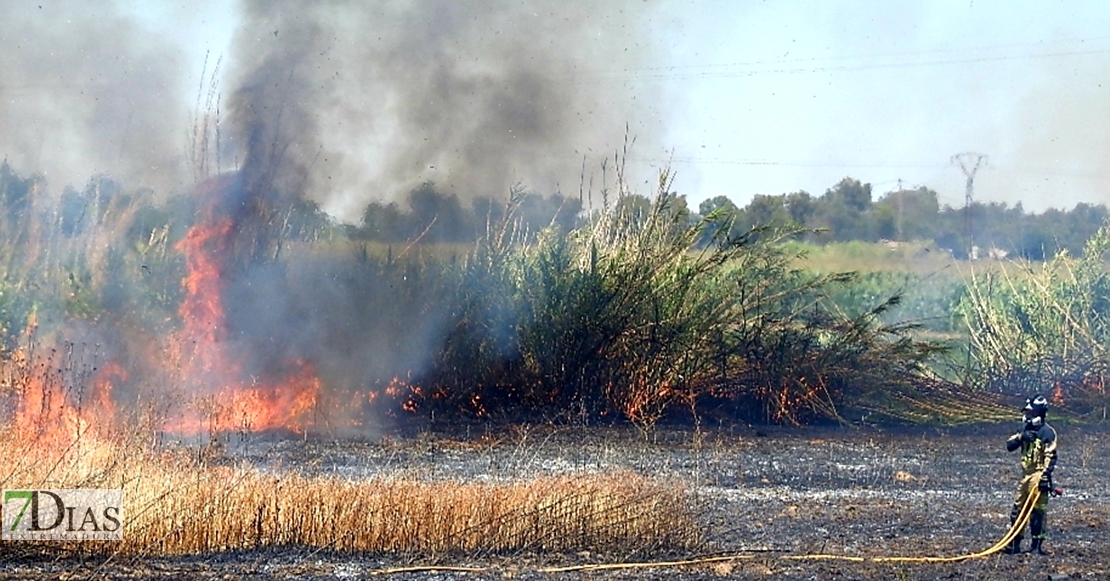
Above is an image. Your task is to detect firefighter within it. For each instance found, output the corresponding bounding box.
[1002,394,1057,555]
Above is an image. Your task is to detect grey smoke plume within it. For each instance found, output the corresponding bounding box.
[0,2,667,220]
[207,0,670,409]
[0,1,188,196]
[224,0,668,221]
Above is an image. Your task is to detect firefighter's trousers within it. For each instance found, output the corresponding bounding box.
[1010,469,1049,540]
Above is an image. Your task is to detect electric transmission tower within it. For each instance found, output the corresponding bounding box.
[951,152,987,255]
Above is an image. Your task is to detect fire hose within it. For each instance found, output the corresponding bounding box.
[369,485,1061,575]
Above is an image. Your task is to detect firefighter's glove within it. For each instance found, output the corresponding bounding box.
[1021,429,1038,443]
[1038,474,1053,492]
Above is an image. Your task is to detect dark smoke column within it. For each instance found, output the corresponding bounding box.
[224,0,669,222]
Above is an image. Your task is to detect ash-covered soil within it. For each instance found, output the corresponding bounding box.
[3,422,1108,580]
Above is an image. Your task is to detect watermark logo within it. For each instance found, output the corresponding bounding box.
[3,489,122,541]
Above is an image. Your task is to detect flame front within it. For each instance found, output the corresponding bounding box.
[161,361,321,435]
[176,217,233,378]
[7,330,123,452]
[164,181,321,436]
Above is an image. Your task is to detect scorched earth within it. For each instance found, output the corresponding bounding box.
[2,423,1107,580]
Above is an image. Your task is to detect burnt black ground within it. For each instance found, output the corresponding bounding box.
[2,422,1108,580]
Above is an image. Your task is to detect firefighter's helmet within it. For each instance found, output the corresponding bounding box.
[1024,394,1049,419]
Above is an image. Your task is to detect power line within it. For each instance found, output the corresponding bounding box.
[6,40,1109,92]
[615,35,1110,74]
[570,46,1110,83]
[628,156,949,170]
[615,154,1110,183]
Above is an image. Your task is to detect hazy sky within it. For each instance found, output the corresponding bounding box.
[2,0,1108,220]
[659,1,1110,212]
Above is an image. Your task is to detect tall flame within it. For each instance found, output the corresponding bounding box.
[1,176,328,443]
[164,178,321,435]
[176,217,233,378]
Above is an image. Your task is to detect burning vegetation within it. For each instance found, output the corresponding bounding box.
[3,0,1104,440]
[2,154,1109,445]
[1,1,1109,570]
[166,175,322,435]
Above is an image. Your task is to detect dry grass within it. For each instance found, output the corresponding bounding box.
[0,324,697,559]
[0,426,697,559]
[127,463,693,556]
[0,343,696,559]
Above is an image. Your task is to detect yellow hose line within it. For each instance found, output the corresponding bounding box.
[873,487,1039,563]
[537,554,757,573]
[368,566,488,575]
[536,488,1043,572]
[370,488,1043,575]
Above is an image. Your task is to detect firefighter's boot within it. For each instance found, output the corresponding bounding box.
[1003,509,1023,555]
[1028,507,1048,554]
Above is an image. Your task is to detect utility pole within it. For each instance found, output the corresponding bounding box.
[896,178,904,242]
[951,152,987,255]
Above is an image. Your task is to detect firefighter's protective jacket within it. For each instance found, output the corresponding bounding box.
[1006,422,1058,478]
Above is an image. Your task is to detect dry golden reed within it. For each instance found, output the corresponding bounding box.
[0,427,697,558]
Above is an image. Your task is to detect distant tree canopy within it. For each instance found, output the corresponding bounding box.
[355,182,582,244]
[4,157,1104,262]
[349,176,1106,262]
[694,177,1108,260]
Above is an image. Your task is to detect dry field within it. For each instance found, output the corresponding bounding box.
[1,422,1108,581]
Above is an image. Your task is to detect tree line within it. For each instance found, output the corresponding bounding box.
[4,159,1106,425]
[697,177,1108,260]
[353,175,1106,261]
[11,156,1099,262]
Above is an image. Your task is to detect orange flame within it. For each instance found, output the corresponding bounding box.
[175,217,234,378]
[1052,381,1065,406]
[162,361,320,434]
[9,352,123,449]
[162,179,322,436]
[363,376,422,416]
[3,176,327,442]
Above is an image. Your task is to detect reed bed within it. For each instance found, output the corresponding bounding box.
[958,221,1110,418]
[125,464,694,556]
[0,425,697,559]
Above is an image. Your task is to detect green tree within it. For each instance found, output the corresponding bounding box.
[810,178,873,242]
[614,193,653,227]
[359,201,405,241]
[833,177,872,212]
[407,182,471,243]
[745,194,790,229]
[873,186,940,241]
[784,191,816,226]
[697,195,744,245]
